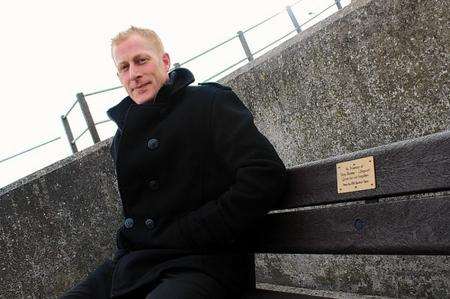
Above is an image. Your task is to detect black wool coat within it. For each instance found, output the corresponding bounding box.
[105,68,286,298]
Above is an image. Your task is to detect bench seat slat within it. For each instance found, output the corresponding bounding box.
[251,196,450,255]
[279,131,450,209]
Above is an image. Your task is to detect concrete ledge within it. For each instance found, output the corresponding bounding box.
[256,283,389,299]
[0,139,121,298]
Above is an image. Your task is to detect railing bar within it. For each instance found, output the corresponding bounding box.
[243,10,284,34]
[238,31,254,61]
[85,85,123,97]
[1,0,342,168]
[202,57,248,83]
[251,3,336,58]
[287,5,302,33]
[252,29,297,57]
[205,1,336,83]
[74,0,336,100]
[74,0,335,100]
[64,99,79,117]
[94,119,112,126]
[179,35,239,66]
[299,3,336,27]
[73,128,89,143]
[77,93,100,143]
[0,137,61,164]
[61,115,78,153]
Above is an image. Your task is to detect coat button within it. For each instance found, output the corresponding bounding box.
[145,218,155,229]
[147,138,159,150]
[124,218,134,229]
[148,179,160,191]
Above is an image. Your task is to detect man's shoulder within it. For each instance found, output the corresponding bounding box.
[182,82,234,104]
[185,82,232,96]
[197,82,232,91]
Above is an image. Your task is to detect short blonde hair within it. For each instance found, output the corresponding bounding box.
[111,26,165,54]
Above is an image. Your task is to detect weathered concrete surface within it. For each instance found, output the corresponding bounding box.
[219,0,449,297]
[255,254,450,298]
[0,140,121,298]
[1,0,448,298]
[256,282,390,299]
[221,0,449,166]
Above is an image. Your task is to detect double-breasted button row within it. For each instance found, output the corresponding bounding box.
[123,217,155,230]
[147,138,159,150]
[143,137,158,229]
[146,138,160,192]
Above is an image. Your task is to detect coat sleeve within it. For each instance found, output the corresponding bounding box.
[171,87,287,249]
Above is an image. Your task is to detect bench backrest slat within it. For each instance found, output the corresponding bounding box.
[252,195,450,255]
[277,131,450,209]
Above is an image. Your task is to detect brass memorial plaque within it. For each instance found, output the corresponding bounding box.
[336,156,376,194]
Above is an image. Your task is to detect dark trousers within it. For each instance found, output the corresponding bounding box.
[60,260,230,299]
[144,269,228,299]
[60,260,113,299]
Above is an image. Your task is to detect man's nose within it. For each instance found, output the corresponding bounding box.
[129,64,142,81]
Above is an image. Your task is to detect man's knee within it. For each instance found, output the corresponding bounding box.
[145,270,228,299]
[59,259,114,299]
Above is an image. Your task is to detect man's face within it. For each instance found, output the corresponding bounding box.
[113,34,170,104]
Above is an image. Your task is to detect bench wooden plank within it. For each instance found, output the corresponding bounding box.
[250,196,450,255]
[278,131,450,209]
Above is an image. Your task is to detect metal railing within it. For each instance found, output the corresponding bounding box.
[61,0,344,153]
[1,0,345,168]
[0,137,61,165]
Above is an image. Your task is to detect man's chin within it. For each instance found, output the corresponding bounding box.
[131,93,155,105]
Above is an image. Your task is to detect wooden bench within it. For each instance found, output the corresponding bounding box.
[243,130,450,298]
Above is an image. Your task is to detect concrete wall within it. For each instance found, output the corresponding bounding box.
[0,0,448,297]
[221,0,449,167]
[219,0,449,297]
[0,141,120,298]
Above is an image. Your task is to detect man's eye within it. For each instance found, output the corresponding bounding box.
[138,58,148,64]
[119,65,129,72]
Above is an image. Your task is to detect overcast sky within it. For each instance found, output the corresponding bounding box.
[0,0,348,188]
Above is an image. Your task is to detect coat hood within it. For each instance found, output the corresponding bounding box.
[107,68,195,130]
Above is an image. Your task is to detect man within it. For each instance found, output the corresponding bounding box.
[62,26,286,299]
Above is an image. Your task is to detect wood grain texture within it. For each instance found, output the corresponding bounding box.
[251,196,450,255]
[278,131,450,209]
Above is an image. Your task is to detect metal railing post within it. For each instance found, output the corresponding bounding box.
[76,92,100,144]
[61,115,78,153]
[237,31,254,62]
[335,0,342,10]
[286,6,302,33]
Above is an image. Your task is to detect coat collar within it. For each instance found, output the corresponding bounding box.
[107,68,195,130]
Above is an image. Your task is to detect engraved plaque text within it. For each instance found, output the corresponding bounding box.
[337,156,376,194]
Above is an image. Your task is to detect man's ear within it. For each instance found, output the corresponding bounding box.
[162,53,171,72]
